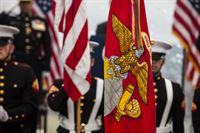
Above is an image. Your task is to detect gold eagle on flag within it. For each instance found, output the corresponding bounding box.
[111,15,148,104]
[105,15,149,121]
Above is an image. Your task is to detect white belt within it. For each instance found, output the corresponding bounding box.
[159,79,173,127]
[156,125,172,133]
[59,115,101,131]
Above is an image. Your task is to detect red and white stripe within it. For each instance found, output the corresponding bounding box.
[32,1,63,88]
[172,0,200,87]
[186,61,200,88]
[55,0,91,101]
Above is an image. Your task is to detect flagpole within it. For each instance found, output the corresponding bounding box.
[76,98,81,133]
[181,49,186,90]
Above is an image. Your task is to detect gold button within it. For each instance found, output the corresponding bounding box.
[157,76,161,80]
[15,115,19,119]
[0,97,4,102]
[9,117,12,120]
[20,124,24,128]
[155,95,158,99]
[25,17,29,21]
[0,76,5,80]
[25,50,30,54]
[25,38,30,43]
[25,23,30,27]
[25,27,31,34]
[4,62,7,66]
[61,84,64,87]
[93,99,96,102]
[80,96,84,100]
[0,90,4,94]
[0,83,4,87]
[155,103,157,106]
[13,84,18,88]
[80,110,83,114]
[52,94,55,97]
[21,114,25,117]
[81,123,85,132]
[153,82,156,86]
[80,103,84,107]
[154,88,158,93]
[0,68,3,72]
[25,45,32,50]
[14,62,18,65]
[37,33,42,38]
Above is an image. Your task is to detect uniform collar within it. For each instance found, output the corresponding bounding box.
[20,12,30,17]
[153,73,162,81]
[0,61,10,67]
[0,60,17,67]
[0,60,19,68]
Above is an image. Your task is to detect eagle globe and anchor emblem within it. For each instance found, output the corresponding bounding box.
[104,13,151,122]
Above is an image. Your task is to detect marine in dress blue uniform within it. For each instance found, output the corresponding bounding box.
[9,0,51,84]
[0,25,39,133]
[47,41,104,133]
[192,88,200,133]
[89,21,107,79]
[152,41,185,133]
[7,1,51,132]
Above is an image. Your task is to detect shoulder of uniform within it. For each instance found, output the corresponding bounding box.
[170,82,184,101]
[32,16,46,22]
[193,89,200,102]
[194,88,200,95]
[167,79,181,88]
[8,15,20,25]
[31,17,47,31]
[10,61,31,68]
[53,79,64,88]
[164,78,183,92]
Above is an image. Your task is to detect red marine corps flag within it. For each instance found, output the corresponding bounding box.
[104,0,156,132]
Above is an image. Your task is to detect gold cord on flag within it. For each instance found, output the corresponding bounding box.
[131,0,136,46]
[137,0,143,48]
[132,0,143,48]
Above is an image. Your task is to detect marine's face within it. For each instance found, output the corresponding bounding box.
[19,1,33,14]
[0,44,14,61]
[152,58,164,76]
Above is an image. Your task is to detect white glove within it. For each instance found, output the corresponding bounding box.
[0,106,9,122]
[42,71,50,78]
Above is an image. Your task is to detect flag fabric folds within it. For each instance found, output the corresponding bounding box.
[172,0,200,88]
[104,0,156,132]
[32,0,63,88]
[54,0,91,101]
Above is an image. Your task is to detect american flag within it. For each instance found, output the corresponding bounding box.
[55,0,91,101]
[32,0,63,88]
[172,0,200,88]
